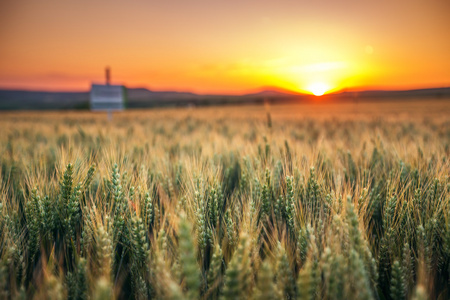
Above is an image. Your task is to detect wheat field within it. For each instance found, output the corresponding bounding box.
[0,99,449,299]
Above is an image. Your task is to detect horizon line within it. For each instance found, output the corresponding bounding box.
[0,84,449,96]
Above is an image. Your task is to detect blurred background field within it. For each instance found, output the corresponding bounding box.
[0,99,449,299]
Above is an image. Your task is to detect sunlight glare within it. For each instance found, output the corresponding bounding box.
[307,82,330,96]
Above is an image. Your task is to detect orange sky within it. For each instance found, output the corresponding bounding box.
[1,0,449,94]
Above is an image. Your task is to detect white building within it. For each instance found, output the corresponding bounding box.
[90,67,126,111]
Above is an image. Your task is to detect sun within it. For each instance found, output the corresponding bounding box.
[307,82,330,96]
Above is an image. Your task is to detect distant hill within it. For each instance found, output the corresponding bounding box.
[0,87,449,110]
[0,90,89,110]
[0,87,303,110]
[331,87,450,99]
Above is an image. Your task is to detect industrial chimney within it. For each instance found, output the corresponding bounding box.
[105,66,111,85]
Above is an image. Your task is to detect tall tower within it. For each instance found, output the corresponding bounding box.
[105,66,111,85]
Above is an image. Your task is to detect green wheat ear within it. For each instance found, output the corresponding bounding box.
[253,261,279,300]
[60,163,74,206]
[285,175,296,234]
[58,163,74,235]
[276,242,295,299]
[179,216,201,300]
[297,260,313,300]
[26,188,41,265]
[390,260,405,300]
[221,234,251,300]
[66,258,88,300]
[129,215,150,299]
[96,225,112,278]
[83,163,96,190]
[207,244,223,299]
[195,190,208,256]
[402,242,414,297]
[349,250,374,300]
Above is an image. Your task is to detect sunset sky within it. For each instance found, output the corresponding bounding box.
[1,0,449,95]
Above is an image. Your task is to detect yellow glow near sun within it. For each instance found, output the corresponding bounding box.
[307,82,330,96]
